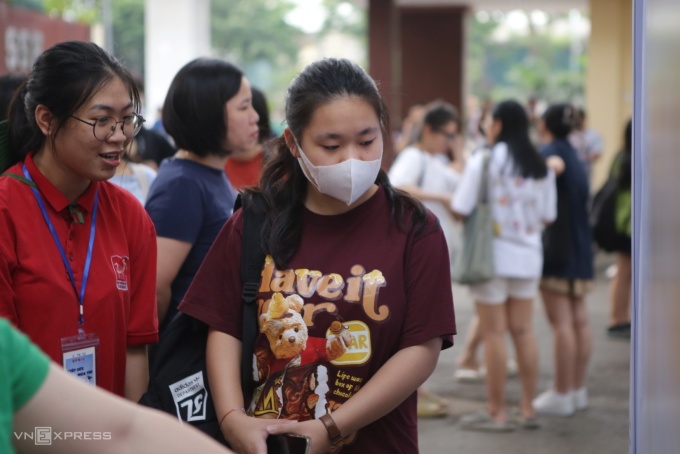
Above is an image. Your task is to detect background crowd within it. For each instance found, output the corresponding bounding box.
[0,34,631,452]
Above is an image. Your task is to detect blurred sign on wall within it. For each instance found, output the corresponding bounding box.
[0,3,89,74]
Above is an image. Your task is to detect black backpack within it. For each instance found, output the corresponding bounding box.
[138,194,266,444]
[591,178,619,253]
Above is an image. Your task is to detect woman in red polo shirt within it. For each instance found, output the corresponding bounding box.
[223,87,277,190]
[0,41,158,400]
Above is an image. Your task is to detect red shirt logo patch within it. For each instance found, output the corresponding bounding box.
[110,255,129,291]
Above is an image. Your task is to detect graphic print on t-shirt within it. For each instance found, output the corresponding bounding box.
[110,255,130,291]
[492,175,545,239]
[249,256,382,420]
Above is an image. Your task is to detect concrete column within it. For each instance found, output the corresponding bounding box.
[144,0,210,122]
[587,0,633,190]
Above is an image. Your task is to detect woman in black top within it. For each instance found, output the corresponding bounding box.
[533,103,594,417]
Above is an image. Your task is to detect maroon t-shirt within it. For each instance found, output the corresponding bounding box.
[180,186,456,453]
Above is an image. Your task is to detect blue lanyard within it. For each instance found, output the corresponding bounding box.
[22,164,98,325]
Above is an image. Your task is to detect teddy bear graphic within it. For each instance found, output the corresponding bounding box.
[257,292,353,376]
[250,292,354,420]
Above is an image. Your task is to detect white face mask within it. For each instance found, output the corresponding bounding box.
[295,139,383,206]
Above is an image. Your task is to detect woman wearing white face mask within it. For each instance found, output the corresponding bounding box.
[179,58,457,454]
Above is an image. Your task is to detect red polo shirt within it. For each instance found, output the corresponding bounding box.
[0,154,159,396]
[224,152,264,189]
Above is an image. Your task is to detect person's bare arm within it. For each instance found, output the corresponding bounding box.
[207,329,289,454]
[155,237,192,324]
[546,156,565,176]
[450,209,466,222]
[13,363,233,453]
[396,184,452,208]
[267,337,443,454]
[124,345,149,402]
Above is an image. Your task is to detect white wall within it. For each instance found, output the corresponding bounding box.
[588,0,632,191]
[144,0,211,123]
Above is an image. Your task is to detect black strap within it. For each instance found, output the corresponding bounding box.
[479,150,491,205]
[238,193,267,403]
[416,151,427,188]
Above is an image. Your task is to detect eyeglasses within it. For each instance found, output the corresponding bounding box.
[71,113,145,141]
[435,129,456,141]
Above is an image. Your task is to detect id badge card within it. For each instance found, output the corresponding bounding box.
[61,330,99,386]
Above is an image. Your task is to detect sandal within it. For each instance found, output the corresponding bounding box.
[419,388,449,407]
[607,323,631,339]
[454,367,485,383]
[417,399,448,418]
[460,412,517,432]
[516,416,541,430]
[508,408,541,429]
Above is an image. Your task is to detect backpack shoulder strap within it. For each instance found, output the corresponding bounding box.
[415,149,428,188]
[238,192,267,402]
[240,193,266,302]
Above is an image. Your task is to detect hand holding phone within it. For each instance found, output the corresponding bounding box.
[266,433,312,454]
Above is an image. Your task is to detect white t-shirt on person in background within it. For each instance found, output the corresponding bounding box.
[109,162,158,206]
[569,127,603,179]
[388,146,461,265]
[451,142,557,279]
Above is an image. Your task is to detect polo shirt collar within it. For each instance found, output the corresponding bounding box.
[25,153,99,213]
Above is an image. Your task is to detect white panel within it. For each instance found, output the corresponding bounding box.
[144,0,211,123]
[632,0,680,452]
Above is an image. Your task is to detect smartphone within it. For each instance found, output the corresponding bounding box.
[266,433,312,454]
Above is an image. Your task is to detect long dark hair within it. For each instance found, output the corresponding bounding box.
[243,58,427,269]
[251,87,273,143]
[493,100,547,179]
[5,41,141,172]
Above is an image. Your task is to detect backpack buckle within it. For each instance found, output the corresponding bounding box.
[242,282,259,303]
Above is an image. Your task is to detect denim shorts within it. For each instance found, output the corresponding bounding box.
[470,277,540,305]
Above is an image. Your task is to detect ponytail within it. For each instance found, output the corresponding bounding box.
[4,80,41,172]
[542,103,577,140]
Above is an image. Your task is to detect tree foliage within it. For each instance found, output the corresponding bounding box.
[33,0,144,77]
[43,0,99,23]
[110,0,144,78]
[211,0,300,66]
[466,14,501,100]
[10,0,44,11]
[22,0,305,81]
[467,12,587,104]
[16,0,368,125]
[318,0,366,43]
